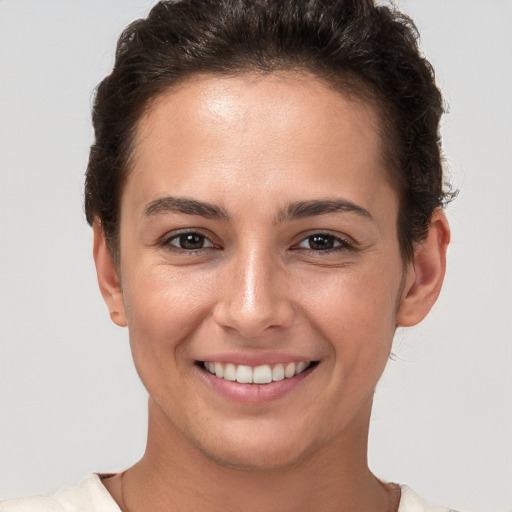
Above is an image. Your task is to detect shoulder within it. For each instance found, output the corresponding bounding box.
[0,478,461,512]
[399,485,461,512]
[0,474,121,512]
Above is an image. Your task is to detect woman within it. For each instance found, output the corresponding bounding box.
[1,0,457,510]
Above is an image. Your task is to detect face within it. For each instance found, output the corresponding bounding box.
[106,73,412,469]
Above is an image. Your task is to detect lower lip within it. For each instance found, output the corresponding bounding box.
[195,364,317,404]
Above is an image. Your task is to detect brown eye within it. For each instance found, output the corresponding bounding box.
[168,232,213,250]
[306,234,336,250]
[296,233,353,252]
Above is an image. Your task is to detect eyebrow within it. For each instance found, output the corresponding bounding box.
[143,196,230,220]
[142,196,372,223]
[275,198,373,223]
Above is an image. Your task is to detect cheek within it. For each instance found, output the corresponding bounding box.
[301,260,402,366]
[121,265,216,362]
[119,266,221,415]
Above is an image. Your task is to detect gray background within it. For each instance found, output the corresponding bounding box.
[0,1,511,510]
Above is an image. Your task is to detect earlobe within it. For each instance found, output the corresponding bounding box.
[396,210,450,327]
[92,221,127,327]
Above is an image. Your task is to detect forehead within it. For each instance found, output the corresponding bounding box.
[125,71,396,219]
[137,71,383,157]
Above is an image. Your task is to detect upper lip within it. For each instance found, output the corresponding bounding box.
[195,351,316,367]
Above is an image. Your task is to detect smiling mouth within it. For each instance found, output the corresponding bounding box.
[200,361,317,384]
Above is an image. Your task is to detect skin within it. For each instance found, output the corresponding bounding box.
[95,72,450,512]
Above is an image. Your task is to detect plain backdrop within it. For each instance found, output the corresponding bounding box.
[0,1,511,511]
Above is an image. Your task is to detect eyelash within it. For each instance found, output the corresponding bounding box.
[161,230,217,252]
[293,233,356,254]
[160,230,355,254]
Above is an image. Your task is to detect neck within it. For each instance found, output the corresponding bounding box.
[118,398,396,512]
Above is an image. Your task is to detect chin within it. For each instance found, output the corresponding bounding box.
[190,424,317,472]
[198,443,306,472]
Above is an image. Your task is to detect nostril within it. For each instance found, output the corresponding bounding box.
[212,297,295,338]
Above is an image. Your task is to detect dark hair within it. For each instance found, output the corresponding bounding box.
[84,0,454,261]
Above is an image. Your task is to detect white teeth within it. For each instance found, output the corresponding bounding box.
[272,363,285,381]
[236,364,253,383]
[214,362,224,378]
[295,361,307,375]
[203,360,312,384]
[224,363,236,381]
[284,362,296,378]
[253,365,272,384]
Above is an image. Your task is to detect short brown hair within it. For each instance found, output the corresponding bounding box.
[85,0,454,261]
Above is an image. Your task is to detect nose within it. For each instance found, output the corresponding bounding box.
[212,245,294,338]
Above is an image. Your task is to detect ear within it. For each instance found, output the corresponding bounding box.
[396,210,450,327]
[92,221,127,327]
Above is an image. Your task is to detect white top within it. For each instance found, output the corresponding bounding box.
[0,474,459,512]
